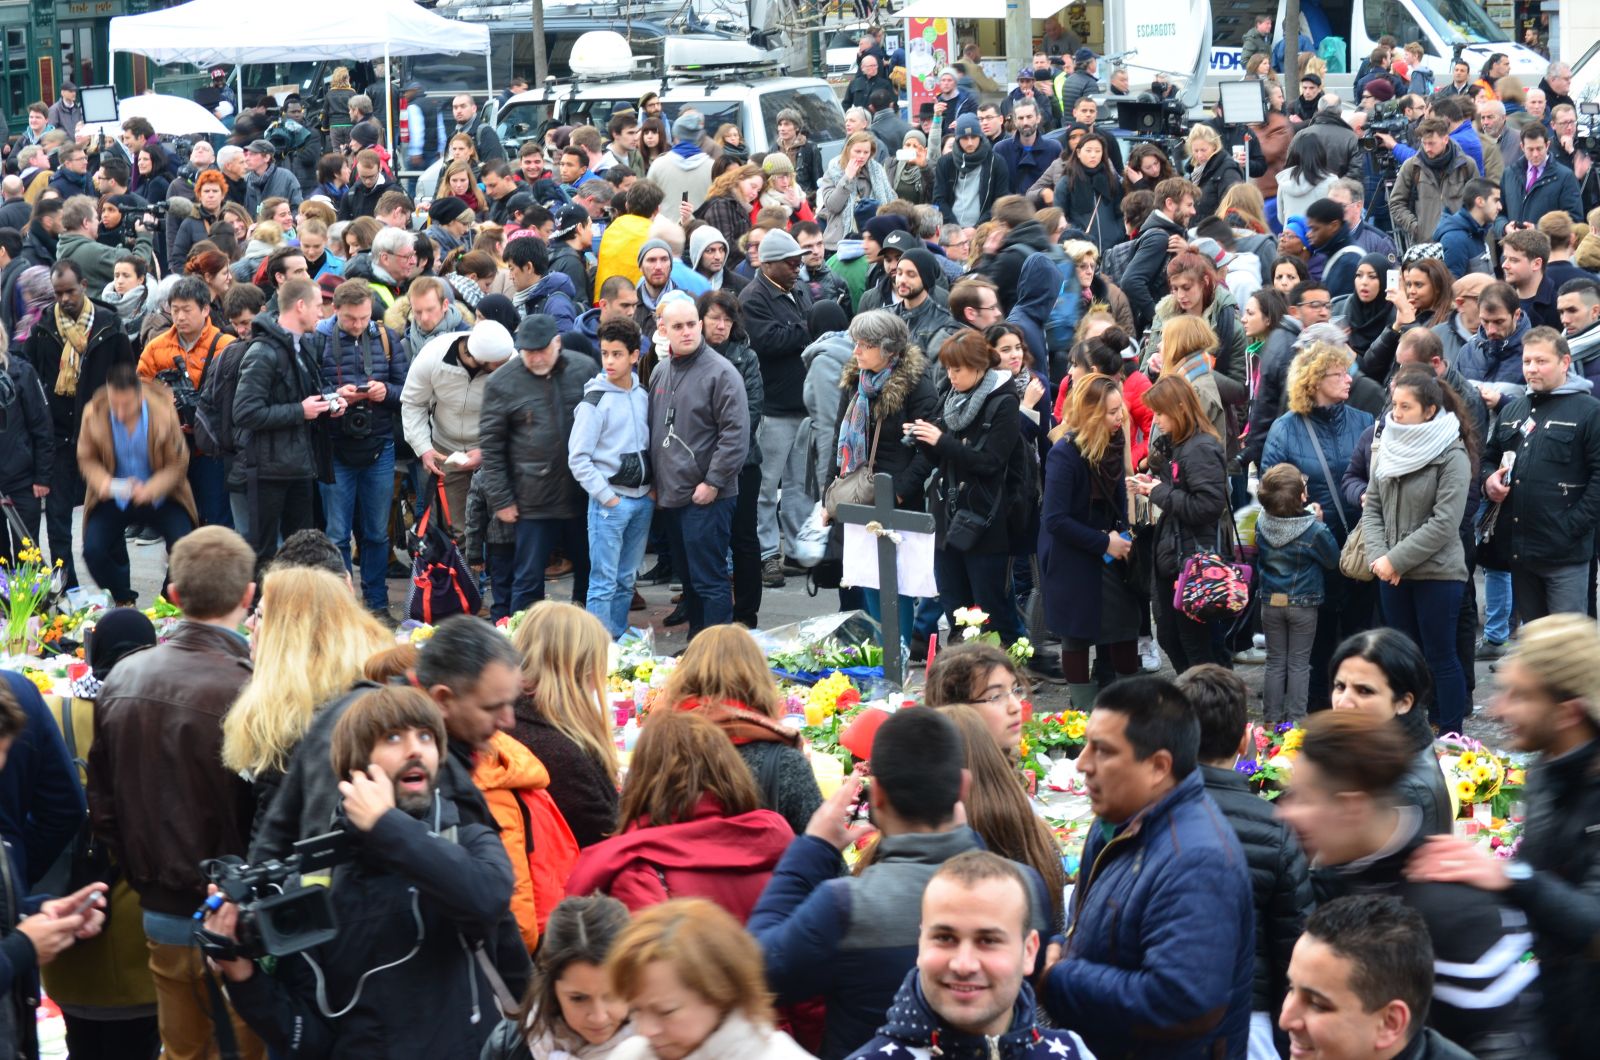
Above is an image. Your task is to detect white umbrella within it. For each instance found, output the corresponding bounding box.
[77,92,230,142]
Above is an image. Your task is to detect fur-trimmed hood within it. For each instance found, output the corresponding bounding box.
[839,345,929,421]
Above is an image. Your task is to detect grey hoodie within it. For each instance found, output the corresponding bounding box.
[568,371,652,505]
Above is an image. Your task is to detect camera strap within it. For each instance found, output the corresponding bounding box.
[196,942,246,1060]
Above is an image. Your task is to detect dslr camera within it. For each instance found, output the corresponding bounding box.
[198,830,351,959]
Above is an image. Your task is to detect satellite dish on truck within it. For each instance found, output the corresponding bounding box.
[568,31,639,79]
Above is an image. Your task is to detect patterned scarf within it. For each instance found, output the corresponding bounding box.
[837,361,894,476]
[53,299,94,397]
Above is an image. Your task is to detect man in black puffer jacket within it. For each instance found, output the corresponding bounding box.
[1179,666,1313,1054]
[228,278,328,565]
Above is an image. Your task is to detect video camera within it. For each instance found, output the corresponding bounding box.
[1576,102,1600,156]
[1359,100,1411,153]
[198,829,352,960]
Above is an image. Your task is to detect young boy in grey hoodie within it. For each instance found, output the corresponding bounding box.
[1255,463,1340,722]
[567,317,652,638]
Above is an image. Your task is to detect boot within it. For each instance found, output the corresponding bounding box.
[1068,683,1099,711]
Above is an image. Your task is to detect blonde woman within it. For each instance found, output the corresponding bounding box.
[1061,239,1134,334]
[658,625,822,836]
[1158,314,1227,442]
[511,601,620,848]
[607,900,812,1060]
[221,567,391,830]
[1184,122,1244,216]
[815,130,893,250]
[694,163,762,252]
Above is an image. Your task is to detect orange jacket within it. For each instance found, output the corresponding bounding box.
[138,320,234,387]
[474,731,550,950]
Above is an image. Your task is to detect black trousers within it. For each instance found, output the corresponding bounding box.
[731,462,763,627]
[234,478,316,571]
[45,441,83,588]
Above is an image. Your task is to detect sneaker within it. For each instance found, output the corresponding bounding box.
[1475,638,1508,661]
[761,556,786,588]
[1233,647,1268,665]
[1138,637,1162,673]
[1252,632,1266,650]
[135,528,163,546]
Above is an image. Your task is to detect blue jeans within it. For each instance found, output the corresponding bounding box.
[511,515,589,612]
[1484,569,1512,643]
[188,452,232,527]
[1381,579,1468,733]
[663,497,735,635]
[586,495,653,638]
[318,441,396,610]
[82,501,193,605]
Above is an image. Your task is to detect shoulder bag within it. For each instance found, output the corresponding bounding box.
[823,417,883,518]
[1299,416,1373,581]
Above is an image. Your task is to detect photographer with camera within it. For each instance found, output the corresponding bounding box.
[55,193,154,293]
[204,685,516,1059]
[139,276,237,528]
[312,279,408,615]
[1389,118,1479,247]
[87,525,266,1060]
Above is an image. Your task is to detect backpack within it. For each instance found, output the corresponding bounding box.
[520,788,579,935]
[405,477,482,623]
[195,337,250,457]
[1045,258,1081,356]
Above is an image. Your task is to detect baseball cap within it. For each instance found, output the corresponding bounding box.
[881,230,921,256]
[515,313,559,351]
[1301,72,1323,87]
[551,204,589,240]
[1018,68,1036,82]
[1074,47,1097,64]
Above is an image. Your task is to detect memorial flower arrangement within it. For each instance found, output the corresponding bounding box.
[1239,722,1305,798]
[1438,736,1525,818]
[950,607,1035,665]
[0,539,63,656]
[768,637,884,677]
[1021,711,1089,769]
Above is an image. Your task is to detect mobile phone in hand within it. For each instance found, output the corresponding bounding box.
[67,889,103,918]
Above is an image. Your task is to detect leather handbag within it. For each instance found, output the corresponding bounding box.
[1340,525,1375,581]
[823,418,883,518]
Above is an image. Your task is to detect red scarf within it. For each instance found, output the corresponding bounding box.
[675,697,801,748]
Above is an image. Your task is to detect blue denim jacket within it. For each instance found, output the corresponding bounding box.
[1256,512,1340,606]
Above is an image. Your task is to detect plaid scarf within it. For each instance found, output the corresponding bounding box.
[53,299,94,397]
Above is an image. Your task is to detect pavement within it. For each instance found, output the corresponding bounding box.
[102,528,1511,745]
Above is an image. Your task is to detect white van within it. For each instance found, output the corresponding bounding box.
[1205,0,1550,91]
[492,38,849,166]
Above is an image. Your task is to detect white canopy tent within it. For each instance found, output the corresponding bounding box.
[108,0,492,155]
[894,0,1074,20]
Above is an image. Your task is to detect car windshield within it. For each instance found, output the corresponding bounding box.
[1414,0,1508,44]
[758,86,848,143]
[494,100,557,153]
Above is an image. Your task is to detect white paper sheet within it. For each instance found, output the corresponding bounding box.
[842,524,939,598]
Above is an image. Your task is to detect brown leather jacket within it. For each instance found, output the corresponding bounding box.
[76,379,196,524]
[86,622,254,915]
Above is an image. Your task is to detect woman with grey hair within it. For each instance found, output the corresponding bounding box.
[821,309,939,642]
[773,107,820,197]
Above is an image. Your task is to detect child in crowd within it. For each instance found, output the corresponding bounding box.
[568,317,653,639]
[1254,463,1339,722]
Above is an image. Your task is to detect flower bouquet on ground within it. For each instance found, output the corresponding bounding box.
[1240,722,1304,799]
[760,611,886,685]
[0,538,64,660]
[949,606,1035,667]
[1021,710,1089,778]
[1437,735,1526,820]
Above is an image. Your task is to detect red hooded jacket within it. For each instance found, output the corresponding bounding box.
[564,795,793,923]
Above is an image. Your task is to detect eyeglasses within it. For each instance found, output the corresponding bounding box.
[1296,299,1332,310]
[980,685,1025,705]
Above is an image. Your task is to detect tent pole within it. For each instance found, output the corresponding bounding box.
[384,40,396,164]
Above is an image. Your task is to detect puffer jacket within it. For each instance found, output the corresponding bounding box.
[228,313,325,485]
[1261,402,1376,544]
[854,970,1093,1059]
[1198,765,1314,1015]
[1256,511,1339,606]
[1242,316,1303,470]
[1045,769,1254,1060]
[476,350,592,520]
[1360,435,1470,582]
[473,732,550,951]
[1148,430,1230,580]
[400,330,496,458]
[1500,736,1600,1058]
[1480,376,1600,566]
[1433,207,1494,277]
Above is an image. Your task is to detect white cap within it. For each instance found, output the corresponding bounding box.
[466,320,515,363]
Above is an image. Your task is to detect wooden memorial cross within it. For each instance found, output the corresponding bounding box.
[835,472,936,689]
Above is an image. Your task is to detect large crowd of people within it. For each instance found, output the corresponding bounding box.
[0,14,1596,1060]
